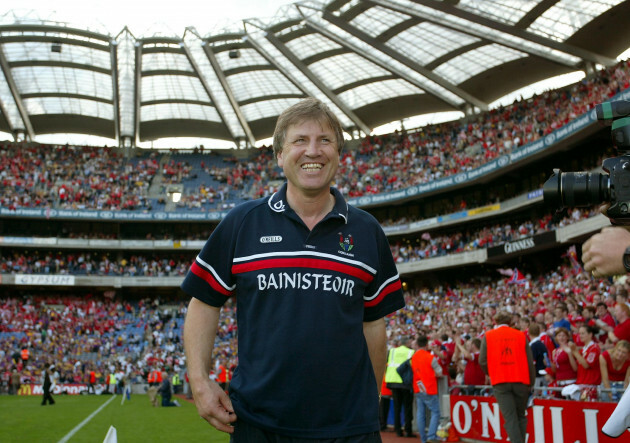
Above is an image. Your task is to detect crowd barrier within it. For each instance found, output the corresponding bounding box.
[450,394,619,442]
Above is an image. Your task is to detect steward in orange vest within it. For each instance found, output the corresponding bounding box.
[483,325,532,386]
[479,312,535,443]
[148,368,163,386]
[411,335,444,442]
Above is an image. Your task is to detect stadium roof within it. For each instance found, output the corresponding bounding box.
[1,0,629,148]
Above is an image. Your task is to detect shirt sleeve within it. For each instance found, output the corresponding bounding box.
[180,208,242,307]
[362,221,405,322]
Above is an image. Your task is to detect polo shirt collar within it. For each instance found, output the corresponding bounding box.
[268,182,349,224]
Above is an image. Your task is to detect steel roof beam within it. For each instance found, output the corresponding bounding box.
[263,31,371,135]
[133,43,142,146]
[9,60,111,74]
[201,44,256,146]
[321,9,487,110]
[20,92,113,103]
[0,24,110,42]
[110,39,121,145]
[0,44,34,139]
[179,42,239,144]
[0,35,108,51]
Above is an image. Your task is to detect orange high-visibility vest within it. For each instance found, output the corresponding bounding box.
[485,326,530,385]
[411,349,439,395]
[21,349,29,360]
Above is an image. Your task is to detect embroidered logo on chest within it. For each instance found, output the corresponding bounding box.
[338,233,354,253]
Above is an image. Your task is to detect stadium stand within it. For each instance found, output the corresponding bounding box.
[2,56,630,419]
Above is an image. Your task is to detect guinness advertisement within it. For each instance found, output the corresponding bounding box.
[487,231,557,259]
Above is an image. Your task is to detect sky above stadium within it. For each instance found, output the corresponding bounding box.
[8,0,296,36]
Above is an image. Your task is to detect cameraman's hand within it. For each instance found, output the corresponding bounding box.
[582,226,630,277]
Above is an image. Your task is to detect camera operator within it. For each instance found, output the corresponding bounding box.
[582,226,630,278]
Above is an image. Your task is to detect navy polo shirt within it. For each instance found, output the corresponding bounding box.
[181,183,404,438]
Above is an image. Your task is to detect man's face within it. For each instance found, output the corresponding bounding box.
[277,119,340,199]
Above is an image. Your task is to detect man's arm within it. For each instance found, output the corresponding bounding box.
[183,297,236,433]
[363,318,387,394]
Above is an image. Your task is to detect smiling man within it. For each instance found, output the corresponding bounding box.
[183,97,405,442]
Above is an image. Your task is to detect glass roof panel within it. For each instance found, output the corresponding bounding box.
[3,41,110,69]
[24,97,113,118]
[457,0,539,25]
[12,66,112,99]
[349,5,410,38]
[0,79,23,129]
[309,53,390,90]
[285,33,342,61]
[242,30,355,128]
[141,75,209,102]
[215,48,268,70]
[384,0,581,65]
[339,78,422,109]
[528,0,624,42]
[140,103,220,122]
[387,22,480,66]
[183,33,244,138]
[142,52,193,72]
[434,43,527,84]
[241,98,301,122]
[227,69,301,102]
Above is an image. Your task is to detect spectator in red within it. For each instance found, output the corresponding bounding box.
[599,340,630,401]
[549,327,577,389]
[570,325,601,400]
[610,303,630,345]
[454,335,486,395]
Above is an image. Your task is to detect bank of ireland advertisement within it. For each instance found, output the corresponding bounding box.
[450,395,620,442]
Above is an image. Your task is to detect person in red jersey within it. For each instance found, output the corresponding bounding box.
[549,327,577,392]
[570,325,601,400]
[600,340,630,401]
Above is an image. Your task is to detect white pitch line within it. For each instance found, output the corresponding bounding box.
[58,395,117,443]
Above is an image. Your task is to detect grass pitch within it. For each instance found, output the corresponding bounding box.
[0,394,229,442]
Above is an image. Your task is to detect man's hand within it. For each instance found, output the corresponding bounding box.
[184,298,236,433]
[192,378,237,433]
[582,226,630,277]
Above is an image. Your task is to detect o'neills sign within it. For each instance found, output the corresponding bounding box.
[451,395,620,442]
[487,231,556,259]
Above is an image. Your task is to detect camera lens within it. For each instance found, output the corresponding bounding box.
[543,170,610,208]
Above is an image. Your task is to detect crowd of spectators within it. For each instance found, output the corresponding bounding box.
[0,295,188,392]
[390,207,598,263]
[390,262,630,401]
[1,60,628,216]
[2,257,629,403]
[0,144,159,211]
[0,252,191,277]
[0,206,596,277]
